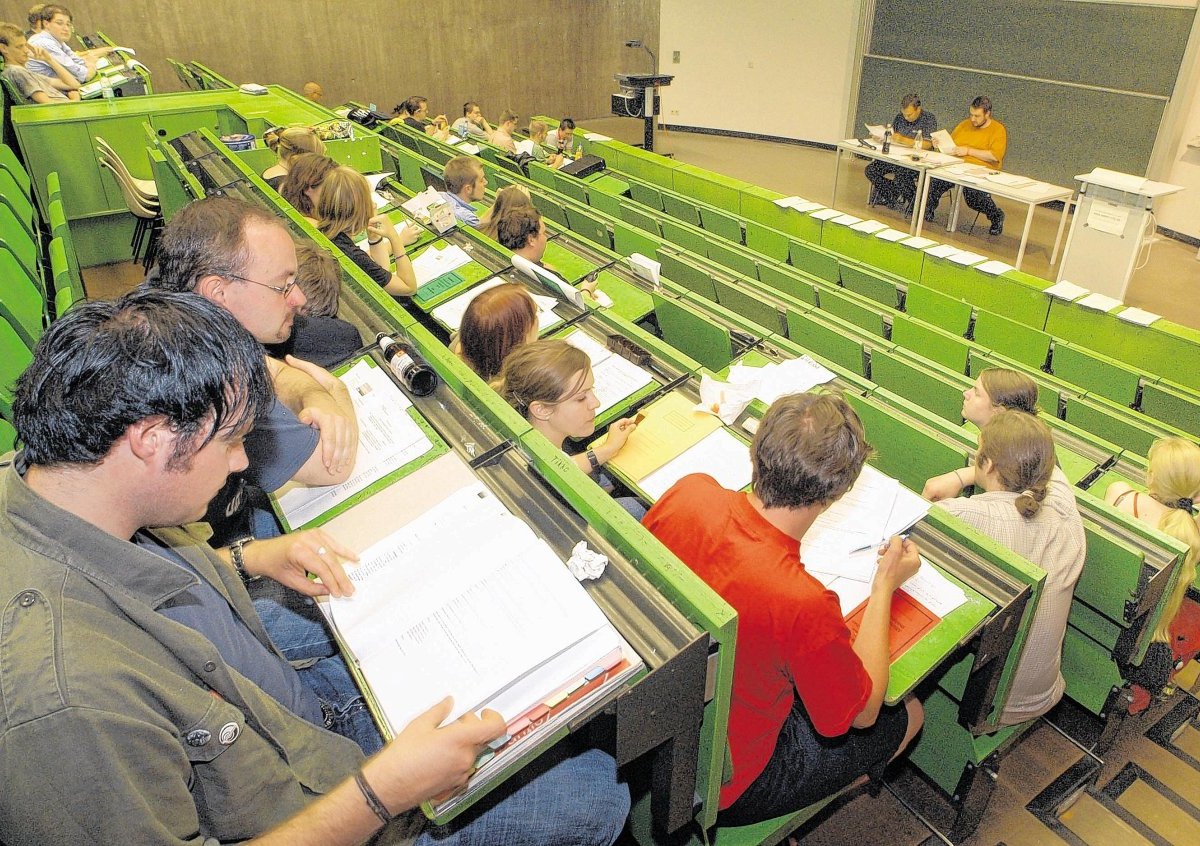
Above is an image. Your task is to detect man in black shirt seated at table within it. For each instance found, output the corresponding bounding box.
[864,94,937,210]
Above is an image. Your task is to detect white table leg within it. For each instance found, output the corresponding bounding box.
[1014,202,1036,270]
[948,185,961,233]
[1050,197,1071,266]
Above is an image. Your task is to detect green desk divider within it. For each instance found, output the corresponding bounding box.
[1140,379,1200,439]
[526,161,557,191]
[711,278,786,337]
[586,188,623,220]
[1052,343,1143,407]
[817,286,887,337]
[412,271,465,305]
[870,349,966,426]
[788,239,840,283]
[1064,394,1159,458]
[653,293,734,373]
[618,202,661,235]
[891,313,973,374]
[704,240,758,281]
[840,263,902,310]
[612,222,661,260]
[530,191,569,228]
[0,263,44,347]
[700,206,743,244]
[785,308,868,376]
[564,206,610,250]
[628,180,663,210]
[744,220,789,262]
[671,164,747,215]
[868,235,926,281]
[905,282,972,336]
[552,172,589,204]
[757,262,818,305]
[918,263,1050,329]
[660,218,710,257]
[661,191,702,226]
[658,251,717,301]
[1056,444,1100,485]
[971,308,1052,369]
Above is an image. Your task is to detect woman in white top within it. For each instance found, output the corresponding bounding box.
[936,411,1086,725]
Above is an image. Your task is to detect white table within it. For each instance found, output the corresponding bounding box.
[831,139,959,235]
[917,163,1074,271]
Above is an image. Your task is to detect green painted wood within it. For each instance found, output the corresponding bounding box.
[972,308,1051,369]
[905,283,972,336]
[891,313,973,373]
[840,263,902,310]
[786,309,867,376]
[653,293,734,373]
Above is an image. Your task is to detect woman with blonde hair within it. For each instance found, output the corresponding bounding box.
[278,153,337,223]
[262,126,326,188]
[495,340,641,519]
[1106,437,1200,690]
[452,283,539,380]
[937,411,1086,725]
[923,367,1039,501]
[478,185,534,242]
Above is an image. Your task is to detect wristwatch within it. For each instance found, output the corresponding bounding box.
[229,536,259,582]
[586,449,601,473]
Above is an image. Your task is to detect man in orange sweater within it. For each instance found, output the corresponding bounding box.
[925,96,1008,236]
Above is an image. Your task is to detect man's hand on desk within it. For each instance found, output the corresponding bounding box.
[240,530,358,598]
[872,536,921,595]
[286,354,360,477]
[364,696,507,810]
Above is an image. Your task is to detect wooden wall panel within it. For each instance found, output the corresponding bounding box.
[2,0,659,122]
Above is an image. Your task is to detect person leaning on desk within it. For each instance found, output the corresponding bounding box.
[924,95,1009,236]
[865,93,937,209]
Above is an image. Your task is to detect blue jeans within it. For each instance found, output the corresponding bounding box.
[417,746,630,846]
[252,579,385,754]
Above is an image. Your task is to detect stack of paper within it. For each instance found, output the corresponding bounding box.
[402,188,445,217]
[1043,280,1089,301]
[563,331,655,415]
[721,357,837,406]
[273,360,437,529]
[627,253,661,287]
[603,392,752,500]
[412,244,473,286]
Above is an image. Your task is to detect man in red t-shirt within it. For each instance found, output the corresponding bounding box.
[643,393,924,826]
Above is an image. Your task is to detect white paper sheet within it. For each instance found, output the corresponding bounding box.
[831,214,863,226]
[811,208,843,221]
[628,253,661,287]
[949,251,988,266]
[1116,307,1161,326]
[412,244,473,286]
[901,236,936,250]
[328,483,619,731]
[1076,292,1122,312]
[851,219,889,234]
[975,260,1014,275]
[563,330,655,415]
[925,244,963,259]
[876,228,910,242]
[1043,280,1089,301]
[274,361,432,527]
[900,559,967,617]
[638,427,752,500]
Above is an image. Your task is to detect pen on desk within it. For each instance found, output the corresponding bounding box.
[848,532,911,555]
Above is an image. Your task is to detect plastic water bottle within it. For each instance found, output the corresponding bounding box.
[101,76,114,101]
[882,124,892,154]
[911,129,923,158]
[377,334,438,396]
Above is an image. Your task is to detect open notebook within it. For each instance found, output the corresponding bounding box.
[322,472,642,817]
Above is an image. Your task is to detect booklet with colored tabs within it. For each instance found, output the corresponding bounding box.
[323,474,642,818]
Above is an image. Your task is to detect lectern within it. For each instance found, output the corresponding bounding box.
[1057,168,1183,299]
[612,73,674,152]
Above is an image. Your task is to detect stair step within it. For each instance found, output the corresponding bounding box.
[1060,793,1156,846]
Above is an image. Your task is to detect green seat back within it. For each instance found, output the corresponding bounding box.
[658,252,716,300]
[971,309,1051,369]
[744,220,789,262]
[705,240,758,281]
[785,308,867,376]
[870,349,966,425]
[845,390,970,491]
[0,417,16,452]
[45,170,61,203]
[0,317,34,419]
[552,172,589,204]
[712,279,785,336]
[1052,343,1142,407]
[586,188,622,220]
[627,180,663,210]
[652,293,733,372]
[659,218,710,257]
[0,144,29,194]
[699,205,742,244]
[531,192,569,228]
[619,202,661,235]
[661,192,701,226]
[840,263,901,310]
[890,313,972,373]
[612,223,661,260]
[563,206,610,250]
[788,239,840,283]
[0,254,45,347]
[818,287,886,337]
[756,262,817,305]
[1140,380,1200,439]
[905,283,972,336]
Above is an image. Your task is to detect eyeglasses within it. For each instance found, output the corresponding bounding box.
[225,272,299,299]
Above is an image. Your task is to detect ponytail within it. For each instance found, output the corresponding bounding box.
[976,411,1055,519]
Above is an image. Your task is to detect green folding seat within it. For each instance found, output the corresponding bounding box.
[905,283,972,336]
[971,309,1051,369]
[619,203,661,235]
[840,263,901,310]
[788,239,839,283]
[563,206,610,250]
[627,180,663,210]
[699,205,742,244]
[661,192,701,226]
[0,317,34,420]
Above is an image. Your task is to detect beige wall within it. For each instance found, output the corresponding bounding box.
[4,0,658,122]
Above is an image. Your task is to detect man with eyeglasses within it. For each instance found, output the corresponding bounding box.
[26,4,118,83]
